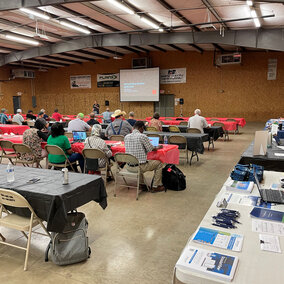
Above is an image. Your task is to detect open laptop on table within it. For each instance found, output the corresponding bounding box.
[148,137,159,147]
[254,170,284,204]
[72,131,87,143]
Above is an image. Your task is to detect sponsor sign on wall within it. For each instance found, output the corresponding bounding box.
[70,75,91,89]
[160,68,186,84]
[97,73,120,87]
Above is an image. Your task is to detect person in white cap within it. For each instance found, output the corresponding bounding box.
[105,109,132,138]
[12,109,25,125]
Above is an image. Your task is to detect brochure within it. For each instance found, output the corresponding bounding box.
[250,207,284,223]
[226,180,254,194]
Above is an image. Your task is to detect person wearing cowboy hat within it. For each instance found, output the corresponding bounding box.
[105,109,132,138]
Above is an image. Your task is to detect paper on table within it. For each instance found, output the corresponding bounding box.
[252,219,284,236]
[259,234,281,253]
[274,153,284,157]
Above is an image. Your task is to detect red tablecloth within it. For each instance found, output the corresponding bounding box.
[206,120,237,131]
[206,117,246,127]
[72,141,179,164]
[0,124,29,135]
[146,119,183,126]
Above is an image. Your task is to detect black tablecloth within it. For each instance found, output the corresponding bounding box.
[144,131,208,154]
[0,165,107,232]
[204,126,224,141]
[239,142,284,172]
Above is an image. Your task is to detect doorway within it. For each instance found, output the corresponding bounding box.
[154,94,175,117]
[13,96,21,114]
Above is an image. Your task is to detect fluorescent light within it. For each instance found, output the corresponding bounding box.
[158,28,164,32]
[20,8,50,20]
[246,0,253,6]
[251,9,261,27]
[140,17,159,29]
[107,0,134,15]
[5,34,39,45]
[60,21,91,34]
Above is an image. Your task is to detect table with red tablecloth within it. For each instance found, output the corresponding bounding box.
[206,120,238,131]
[72,141,179,164]
[0,124,29,135]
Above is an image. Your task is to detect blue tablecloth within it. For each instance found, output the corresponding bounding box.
[277,130,284,139]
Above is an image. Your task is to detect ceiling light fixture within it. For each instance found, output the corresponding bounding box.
[250,10,261,28]
[140,17,159,29]
[60,21,91,34]
[158,28,164,32]
[107,0,135,15]
[20,8,50,20]
[246,0,253,6]
[5,34,40,45]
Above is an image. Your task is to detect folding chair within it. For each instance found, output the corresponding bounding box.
[187,128,214,150]
[109,135,124,141]
[213,122,229,141]
[82,148,113,185]
[0,188,51,271]
[0,140,17,164]
[168,135,189,165]
[179,121,188,126]
[45,145,77,171]
[169,126,180,133]
[114,153,149,200]
[146,126,158,132]
[12,144,42,168]
[226,118,238,134]
[12,121,19,125]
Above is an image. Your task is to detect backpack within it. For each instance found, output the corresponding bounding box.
[45,211,91,266]
[162,164,186,191]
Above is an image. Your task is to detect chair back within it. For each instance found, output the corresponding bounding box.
[179,121,188,126]
[0,140,14,152]
[168,135,187,150]
[146,126,158,132]
[45,145,66,156]
[82,148,105,159]
[65,132,73,139]
[213,122,225,129]
[109,135,124,141]
[169,126,180,133]
[226,118,236,122]
[12,122,19,125]
[12,143,32,154]
[0,188,33,210]
[187,128,201,133]
[114,153,139,165]
[210,118,219,121]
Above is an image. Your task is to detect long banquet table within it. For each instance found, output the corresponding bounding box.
[0,124,29,135]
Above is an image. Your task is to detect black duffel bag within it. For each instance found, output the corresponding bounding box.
[162,164,186,191]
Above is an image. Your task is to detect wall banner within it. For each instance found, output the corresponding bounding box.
[97,73,120,87]
[70,75,91,89]
[160,68,186,84]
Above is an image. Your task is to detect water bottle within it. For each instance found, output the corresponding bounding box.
[6,162,15,183]
[62,168,69,185]
[164,135,168,144]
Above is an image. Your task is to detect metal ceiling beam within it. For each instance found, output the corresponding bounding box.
[45,55,81,64]
[212,43,226,52]
[0,46,19,52]
[168,44,184,52]
[189,44,204,53]
[0,1,91,11]
[133,46,150,53]
[2,29,284,65]
[77,49,109,59]
[94,47,124,57]
[119,46,140,55]
[60,52,95,62]
[23,59,65,67]
[149,45,167,52]
[8,62,55,69]
[26,58,69,67]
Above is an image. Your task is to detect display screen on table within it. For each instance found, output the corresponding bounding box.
[120,67,159,102]
[149,137,159,147]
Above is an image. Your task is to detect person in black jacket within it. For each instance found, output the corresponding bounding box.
[87,112,100,126]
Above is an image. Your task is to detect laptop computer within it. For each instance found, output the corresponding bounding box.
[149,137,159,147]
[72,131,87,142]
[254,170,284,204]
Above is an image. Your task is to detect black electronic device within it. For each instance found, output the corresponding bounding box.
[179,98,184,105]
[105,100,109,106]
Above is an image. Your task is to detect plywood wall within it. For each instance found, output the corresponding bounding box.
[0,50,283,121]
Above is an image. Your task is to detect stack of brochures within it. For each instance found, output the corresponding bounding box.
[226,180,254,194]
[176,246,238,282]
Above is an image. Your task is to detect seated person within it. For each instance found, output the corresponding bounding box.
[35,111,49,131]
[47,123,84,172]
[84,124,112,168]
[105,109,132,138]
[102,108,112,124]
[40,109,49,121]
[68,113,91,132]
[0,108,12,124]
[148,112,162,131]
[127,111,136,127]
[87,112,100,126]
[124,121,165,192]
[51,109,63,122]
[26,110,36,120]
[12,109,25,125]
[187,109,209,133]
[23,128,47,161]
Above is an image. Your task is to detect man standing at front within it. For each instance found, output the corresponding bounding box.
[125,121,165,192]
[188,109,209,133]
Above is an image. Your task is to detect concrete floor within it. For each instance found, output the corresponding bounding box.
[0,122,264,284]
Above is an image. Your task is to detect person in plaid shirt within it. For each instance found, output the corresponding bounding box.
[124,121,165,192]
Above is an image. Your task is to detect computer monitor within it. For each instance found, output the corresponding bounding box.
[72,131,87,142]
[149,137,159,147]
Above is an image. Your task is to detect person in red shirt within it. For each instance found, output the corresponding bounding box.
[51,109,63,122]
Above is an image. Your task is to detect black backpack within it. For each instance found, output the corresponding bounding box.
[162,164,186,191]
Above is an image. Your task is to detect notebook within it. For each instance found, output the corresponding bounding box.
[149,137,159,147]
[254,170,284,204]
[72,131,87,142]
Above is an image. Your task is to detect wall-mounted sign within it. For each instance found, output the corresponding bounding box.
[160,68,186,84]
[267,59,277,81]
[97,73,120,87]
[70,75,91,89]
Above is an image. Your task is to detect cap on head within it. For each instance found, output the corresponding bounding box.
[38,111,44,116]
[77,113,84,119]
[40,109,45,113]
[17,109,22,113]
[1,108,6,113]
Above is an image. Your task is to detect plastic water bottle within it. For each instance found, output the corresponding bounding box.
[6,162,15,183]
[164,135,168,144]
[62,168,69,185]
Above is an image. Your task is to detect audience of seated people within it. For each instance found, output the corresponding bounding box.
[148,112,162,131]
[124,121,165,192]
[67,113,91,132]
[127,111,136,127]
[105,109,132,138]
[87,112,100,126]
[47,122,84,172]
[187,109,209,133]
